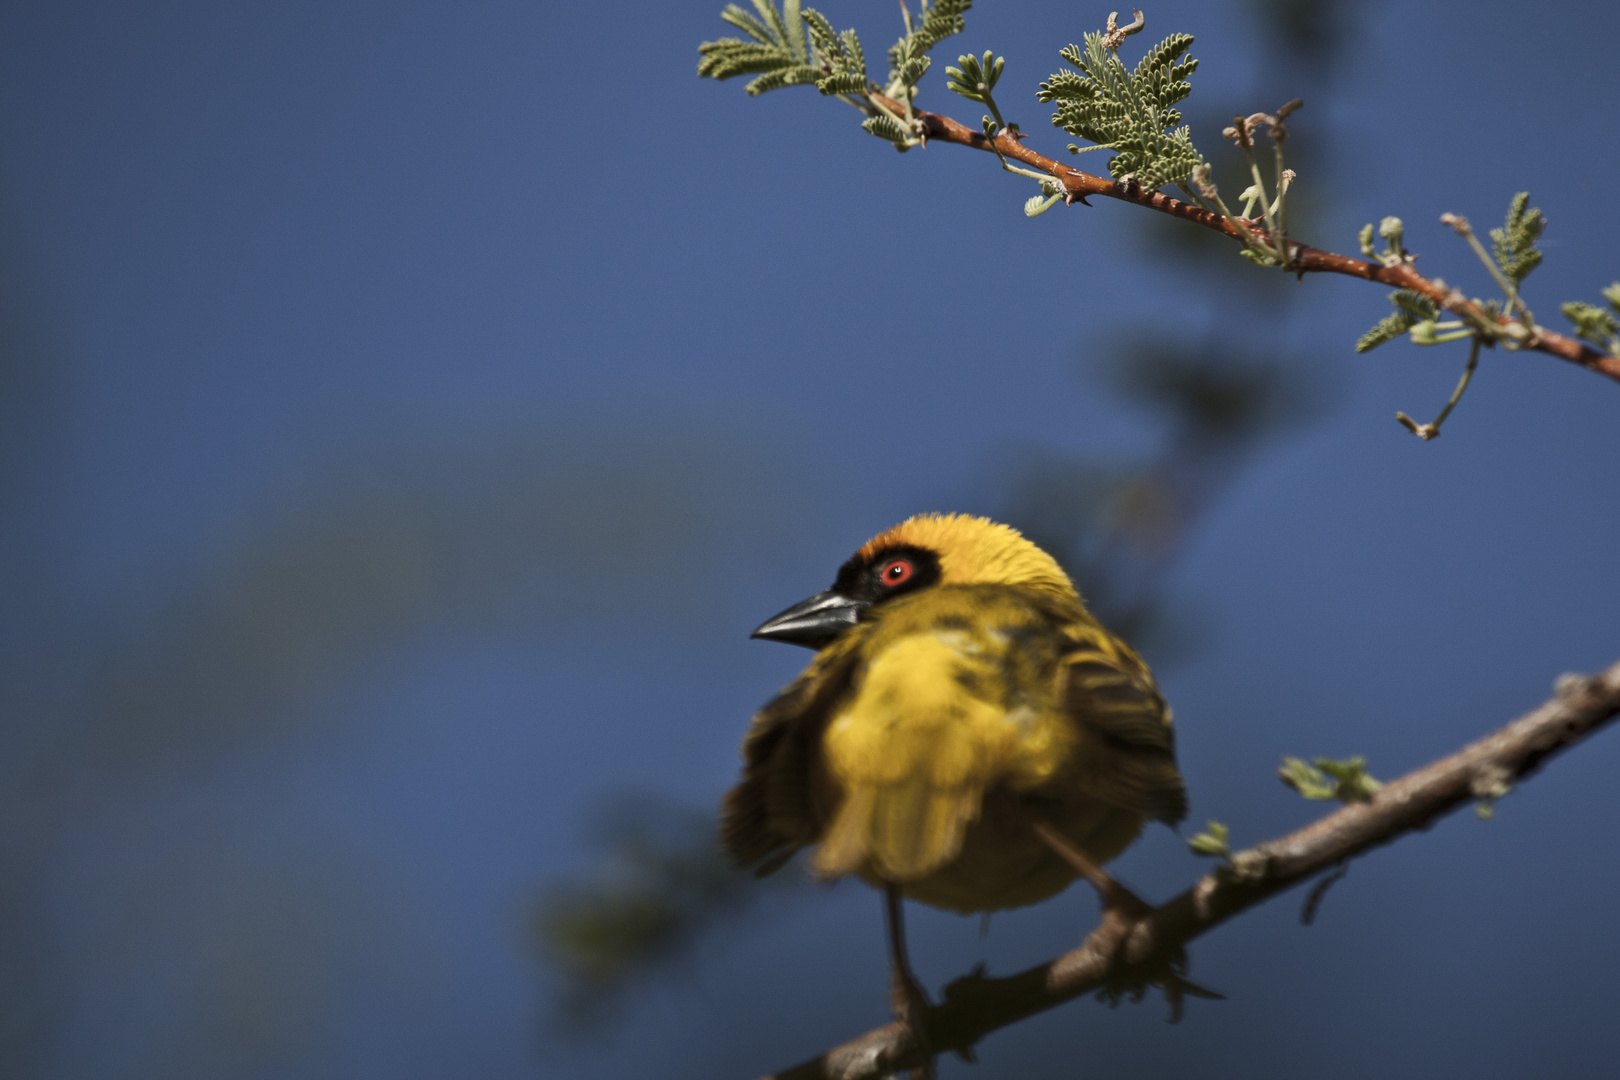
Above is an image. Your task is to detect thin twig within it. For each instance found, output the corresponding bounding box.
[1440,212,1535,331]
[1396,335,1482,441]
[763,658,1620,1080]
[867,93,1620,385]
[1234,116,1282,260]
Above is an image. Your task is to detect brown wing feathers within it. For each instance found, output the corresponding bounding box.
[1062,643,1188,825]
[720,647,859,875]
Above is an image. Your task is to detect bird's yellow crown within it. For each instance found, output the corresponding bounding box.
[856,513,1076,597]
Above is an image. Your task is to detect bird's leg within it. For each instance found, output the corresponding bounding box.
[883,883,935,1080]
[1018,807,1226,1016]
[985,789,1150,919]
[1030,819,1146,913]
[1026,815,1150,919]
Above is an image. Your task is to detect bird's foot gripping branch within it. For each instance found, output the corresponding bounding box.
[698,2,1620,431]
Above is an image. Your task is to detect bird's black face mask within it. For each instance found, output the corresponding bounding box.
[750,545,942,649]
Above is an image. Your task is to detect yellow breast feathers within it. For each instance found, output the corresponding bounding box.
[813,590,1075,882]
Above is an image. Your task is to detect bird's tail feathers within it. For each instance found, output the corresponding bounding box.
[812,780,981,881]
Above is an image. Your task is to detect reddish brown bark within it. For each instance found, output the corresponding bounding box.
[876,95,1620,384]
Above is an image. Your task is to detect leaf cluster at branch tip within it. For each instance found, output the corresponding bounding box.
[694,2,869,100]
[1037,27,1203,189]
[1491,192,1544,285]
[700,1,982,153]
[1561,283,1620,357]
[801,8,866,96]
[1358,193,1558,365]
[697,0,819,96]
[885,0,971,99]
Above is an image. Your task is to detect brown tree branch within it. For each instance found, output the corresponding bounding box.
[764,658,1620,1080]
[870,93,1620,385]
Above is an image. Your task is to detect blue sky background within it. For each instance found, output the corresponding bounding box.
[2,1,1618,1077]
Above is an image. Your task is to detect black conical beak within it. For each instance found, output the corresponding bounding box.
[750,589,868,649]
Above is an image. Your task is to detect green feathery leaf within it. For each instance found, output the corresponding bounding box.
[803,10,867,96]
[1392,289,1440,321]
[861,112,913,149]
[722,6,774,45]
[739,66,817,94]
[698,1,821,95]
[1356,289,1440,353]
[895,52,931,89]
[944,50,1004,104]
[1356,312,1413,354]
[884,0,970,95]
[1490,192,1545,285]
[1036,29,1203,189]
[914,0,970,47]
[800,7,838,51]
[1561,300,1620,355]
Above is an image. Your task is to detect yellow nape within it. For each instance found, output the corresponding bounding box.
[856,513,1075,597]
[812,631,1073,883]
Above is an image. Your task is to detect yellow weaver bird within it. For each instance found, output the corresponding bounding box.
[722,514,1187,1052]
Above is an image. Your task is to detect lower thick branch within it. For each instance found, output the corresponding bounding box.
[877,95,1620,385]
[767,659,1620,1080]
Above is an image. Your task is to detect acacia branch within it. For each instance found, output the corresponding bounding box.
[765,658,1620,1080]
[871,93,1620,385]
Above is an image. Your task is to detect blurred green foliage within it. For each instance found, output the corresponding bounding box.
[1279,756,1383,803]
[532,797,790,1031]
[1000,339,1332,658]
[1186,820,1233,863]
[83,427,790,760]
[0,396,804,1070]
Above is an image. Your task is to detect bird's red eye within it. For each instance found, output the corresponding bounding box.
[880,559,914,586]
